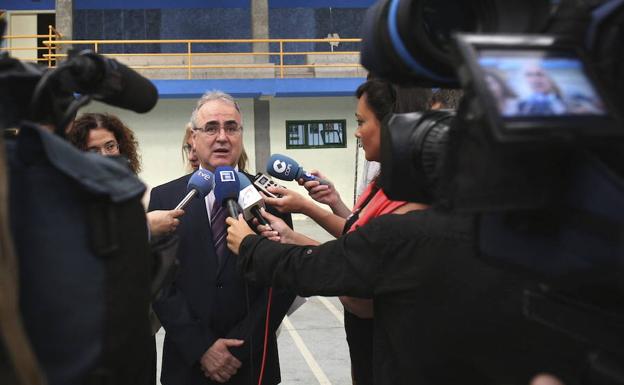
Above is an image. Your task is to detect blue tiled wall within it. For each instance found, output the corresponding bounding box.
[73,9,161,53]
[74,0,250,9]
[160,8,251,53]
[268,8,316,65]
[268,8,365,64]
[72,5,365,60]
[313,8,366,51]
[269,0,373,8]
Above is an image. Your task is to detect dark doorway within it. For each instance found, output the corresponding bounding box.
[37,13,55,65]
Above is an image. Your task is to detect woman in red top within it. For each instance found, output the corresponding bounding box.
[256,79,431,385]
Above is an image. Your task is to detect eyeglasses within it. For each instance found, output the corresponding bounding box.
[182,143,193,154]
[194,122,242,136]
[87,140,119,155]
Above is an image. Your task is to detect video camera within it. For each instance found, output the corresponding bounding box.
[361,0,624,383]
[0,18,157,134]
[0,17,164,385]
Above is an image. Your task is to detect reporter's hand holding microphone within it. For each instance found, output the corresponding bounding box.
[225,155,330,252]
[211,166,286,254]
[265,155,346,217]
[263,154,325,214]
[264,154,347,238]
[149,168,216,237]
[298,169,351,219]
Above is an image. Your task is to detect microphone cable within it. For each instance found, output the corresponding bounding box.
[243,284,273,385]
[257,287,273,385]
[244,281,254,385]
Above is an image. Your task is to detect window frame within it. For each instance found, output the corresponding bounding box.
[285,119,347,149]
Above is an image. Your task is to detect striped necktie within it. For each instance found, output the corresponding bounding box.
[211,204,229,266]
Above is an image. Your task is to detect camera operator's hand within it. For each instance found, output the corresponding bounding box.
[147,209,184,236]
[226,214,255,255]
[298,170,351,219]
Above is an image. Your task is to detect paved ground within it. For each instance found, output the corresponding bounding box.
[156,218,353,385]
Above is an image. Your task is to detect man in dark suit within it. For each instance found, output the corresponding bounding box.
[148,90,294,385]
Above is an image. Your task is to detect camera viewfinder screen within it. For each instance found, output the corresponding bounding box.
[478,50,607,118]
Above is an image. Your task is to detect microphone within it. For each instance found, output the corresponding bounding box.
[64,50,158,113]
[174,169,215,210]
[237,172,270,226]
[266,154,331,185]
[214,166,243,218]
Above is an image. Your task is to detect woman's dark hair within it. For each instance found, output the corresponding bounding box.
[68,113,142,174]
[356,79,433,121]
[356,79,396,122]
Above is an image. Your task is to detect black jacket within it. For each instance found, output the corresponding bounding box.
[149,172,294,385]
[238,210,589,385]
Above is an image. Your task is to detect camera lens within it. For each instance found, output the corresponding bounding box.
[361,0,551,85]
[421,0,477,50]
[379,110,454,203]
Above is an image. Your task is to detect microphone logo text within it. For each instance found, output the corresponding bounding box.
[219,170,236,182]
[272,160,291,176]
[198,170,212,181]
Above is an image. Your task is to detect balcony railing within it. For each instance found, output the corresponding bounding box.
[1,26,365,79]
[0,25,62,65]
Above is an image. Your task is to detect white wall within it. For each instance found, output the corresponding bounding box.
[81,95,357,208]
[82,98,256,191]
[269,96,358,206]
[8,13,38,61]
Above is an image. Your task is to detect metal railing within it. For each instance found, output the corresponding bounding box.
[3,26,363,79]
[0,26,62,65]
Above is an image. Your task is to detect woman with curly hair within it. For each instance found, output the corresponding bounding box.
[69,112,184,385]
[69,112,142,174]
[69,112,183,237]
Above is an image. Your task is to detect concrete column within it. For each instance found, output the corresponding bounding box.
[251,0,269,64]
[253,98,271,173]
[55,0,73,55]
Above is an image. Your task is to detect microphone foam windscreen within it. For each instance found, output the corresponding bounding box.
[237,172,253,189]
[214,166,240,205]
[266,154,299,181]
[187,169,214,198]
[102,59,158,113]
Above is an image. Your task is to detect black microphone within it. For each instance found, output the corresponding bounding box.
[237,172,270,227]
[64,50,158,113]
[213,166,242,218]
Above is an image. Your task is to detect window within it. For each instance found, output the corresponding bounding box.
[285,120,347,149]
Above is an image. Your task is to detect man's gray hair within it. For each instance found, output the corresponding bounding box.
[190,90,242,129]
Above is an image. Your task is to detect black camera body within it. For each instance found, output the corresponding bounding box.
[0,18,162,385]
[362,0,624,383]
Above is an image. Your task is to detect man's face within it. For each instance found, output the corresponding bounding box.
[192,100,243,172]
[524,64,551,94]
